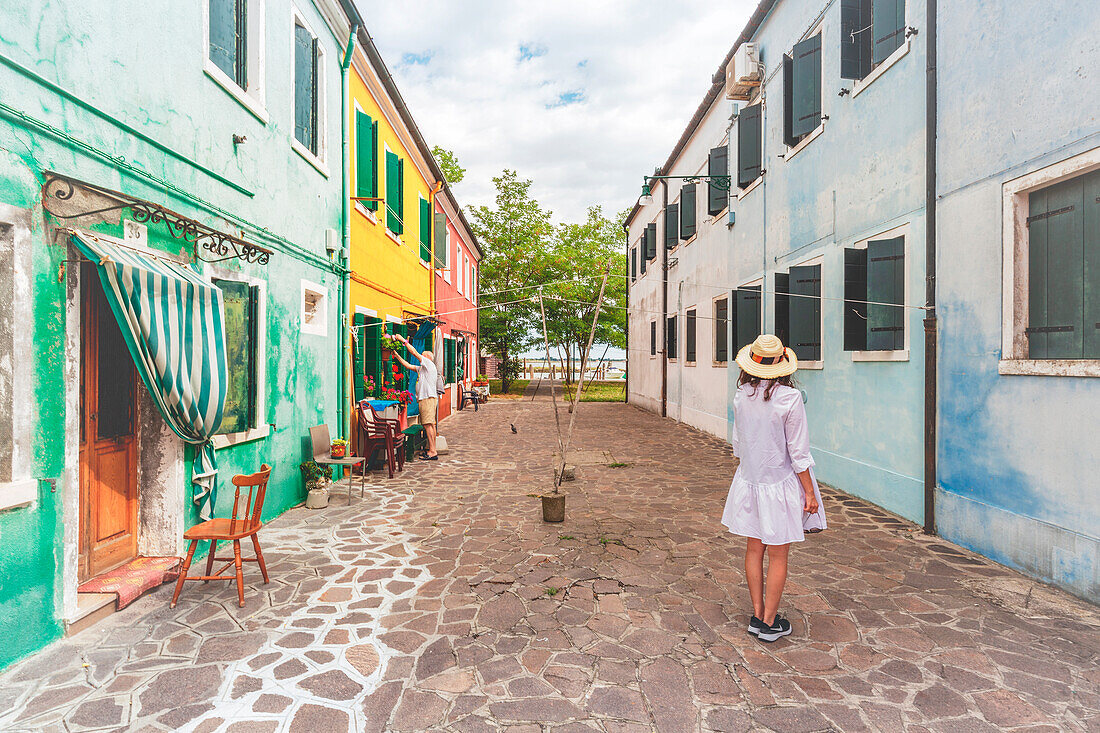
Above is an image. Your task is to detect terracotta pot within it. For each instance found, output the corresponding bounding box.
[381,348,394,362]
[541,493,565,523]
[330,444,346,459]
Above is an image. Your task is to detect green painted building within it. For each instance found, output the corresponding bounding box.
[0,0,356,668]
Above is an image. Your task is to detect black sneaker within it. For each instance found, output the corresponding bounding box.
[747,616,765,636]
[757,615,792,642]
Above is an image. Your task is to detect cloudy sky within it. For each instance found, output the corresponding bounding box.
[355,0,756,224]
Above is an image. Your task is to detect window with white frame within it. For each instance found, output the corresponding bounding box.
[300,279,327,336]
[211,275,267,438]
[292,7,326,168]
[774,259,823,367]
[205,0,267,120]
[840,0,907,83]
[1002,150,1100,374]
[842,225,909,359]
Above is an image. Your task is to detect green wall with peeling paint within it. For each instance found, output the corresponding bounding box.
[0,0,348,670]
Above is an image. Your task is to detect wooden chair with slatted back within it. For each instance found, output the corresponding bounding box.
[170,464,272,608]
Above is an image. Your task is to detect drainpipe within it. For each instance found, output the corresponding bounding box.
[923,0,938,535]
[622,223,629,403]
[429,181,443,321]
[339,25,357,438]
[661,178,669,418]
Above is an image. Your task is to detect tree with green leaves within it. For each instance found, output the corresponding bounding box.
[471,170,555,392]
[432,145,465,186]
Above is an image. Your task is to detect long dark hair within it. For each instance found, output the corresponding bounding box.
[738,370,796,401]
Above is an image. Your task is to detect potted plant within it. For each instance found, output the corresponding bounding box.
[380,332,402,362]
[300,460,333,509]
[363,375,377,398]
[330,437,349,459]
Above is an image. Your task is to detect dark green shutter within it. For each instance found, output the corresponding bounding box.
[867,238,904,350]
[782,55,798,148]
[645,223,657,260]
[792,35,822,138]
[396,158,405,234]
[419,198,432,261]
[734,286,762,353]
[355,111,375,199]
[666,316,677,359]
[352,312,367,401]
[775,273,790,347]
[216,280,257,434]
[789,265,821,360]
[715,297,728,362]
[650,320,656,355]
[680,184,697,239]
[209,0,246,87]
[434,211,448,267]
[737,105,762,189]
[844,248,869,351]
[708,146,729,214]
[385,151,401,232]
[665,204,679,250]
[686,309,697,362]
[369,122,379,210]
[293,24,315,151]
[631,248,637,281]
[841,0,873,80]
[1028,172,1093,359]
[363,317,382,397]
[640,238,647,274]
[872,0,905,64]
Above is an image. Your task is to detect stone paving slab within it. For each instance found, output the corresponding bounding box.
[1,399,1098,732]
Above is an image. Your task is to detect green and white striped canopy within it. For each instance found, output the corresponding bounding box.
[73,233,228,519]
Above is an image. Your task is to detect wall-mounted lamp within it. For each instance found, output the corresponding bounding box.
[639,182,653,205]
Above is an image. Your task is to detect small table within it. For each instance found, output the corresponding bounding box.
[315,455,367,502]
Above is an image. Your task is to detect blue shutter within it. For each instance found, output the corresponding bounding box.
[293,24,317,152]
[792,35,822,138]
[788,265,821,361]
[209,0,246,87]
[737,105,762,188]
[844,248,869,351]
[680,184,697,239]
[866,238,905,350]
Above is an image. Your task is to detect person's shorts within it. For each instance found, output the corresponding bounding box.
[417,397,438,425]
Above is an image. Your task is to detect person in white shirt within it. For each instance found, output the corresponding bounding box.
[393,334,440,460]
[721,334,825,642]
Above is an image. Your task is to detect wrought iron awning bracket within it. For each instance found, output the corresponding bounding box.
[643,173,733,192]
[41,172,273,265]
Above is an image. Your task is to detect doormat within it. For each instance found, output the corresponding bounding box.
[78,556,181,609]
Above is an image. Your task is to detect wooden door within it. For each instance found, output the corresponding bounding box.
[79,265,138,581]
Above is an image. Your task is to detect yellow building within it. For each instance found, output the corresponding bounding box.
[345,33,446,427]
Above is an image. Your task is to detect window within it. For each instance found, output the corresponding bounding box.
[433,211,448,268]
[650,320,657,356]
[352,313,383,401]
[708,146,729,213]
[385,149,405,234]
[355,108,379,211]
[645,222,657,261]
[300,279,327,336]
[844,237,905,352]
[732,285,761,354]
[736,106,762,189]
[666,316,678,360]
[685,309,697,363]
[841,0,907,81]
[1024,168,1100,359]
[783,34,822,148]
[782,264,822,362]
[215,279,259,434]
[293,16,322,157]
[631,247,637,281]
[419,196,432,262]
[680,183,697,239]
[209,0,247,88]
[714,297,729,362]
[665,203,679,251]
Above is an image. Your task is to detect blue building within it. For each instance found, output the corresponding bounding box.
[626,0,1099,601]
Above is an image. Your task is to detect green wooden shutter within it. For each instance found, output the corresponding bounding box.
[369,121,379,210]
[866,238,904,350]
[666,316,677,359]
[631,247,637,281]
[775,272,790,347]
[844,248,869,351]
[363,317,382,396]
[355,111,375,199]
[841,0,873,80]
[665,204,679,250]
[645,223,657,260]
[1028,175,1087,359]
[445,338,457,383]
[680,184,697,239]
[419,198,431,261]
[1084,171,1100,359]
[708,146,729,214]
[434,211,448,267]
[385,151,400,232]
[735,286,762,353]
[873,0,905,64]
[715,297,728,362]
[686,309,697,362]
[293,24,315,150]
[792,35,822,138]
[737,105,762,188]
[397,158,405,234]
[640,238,647,274]
[216,280,256,434]
[650,321,656,355]
[789,265,821,361]
[352,312,367,401]
[782,55,798,148]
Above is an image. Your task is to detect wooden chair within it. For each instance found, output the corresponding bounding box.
[170,464,272,609]
[310,424,367,502]
[358,401,405,477]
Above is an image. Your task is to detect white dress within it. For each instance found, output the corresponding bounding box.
[721,382,827,545]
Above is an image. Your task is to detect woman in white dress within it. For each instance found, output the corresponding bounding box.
[721,334,826,642]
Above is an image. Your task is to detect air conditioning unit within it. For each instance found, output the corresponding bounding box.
[725,43,761,101]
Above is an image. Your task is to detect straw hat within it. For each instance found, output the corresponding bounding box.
[735,334,798,379]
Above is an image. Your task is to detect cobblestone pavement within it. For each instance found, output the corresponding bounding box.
[2,399,1098,732]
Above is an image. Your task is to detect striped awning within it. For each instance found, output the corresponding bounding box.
[72,233,228,519]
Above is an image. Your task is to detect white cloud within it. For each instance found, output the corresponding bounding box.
[354,0,756,223]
